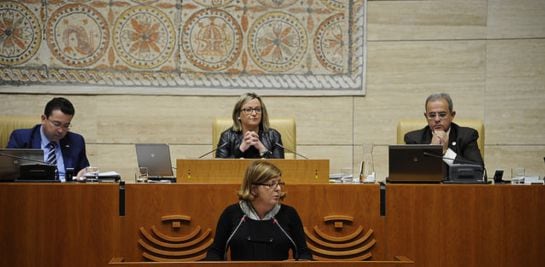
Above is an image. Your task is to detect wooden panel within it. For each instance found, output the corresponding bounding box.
[0,183,120,267]
[109,258,413,266]
[385,184,545,267]
[118,184,385,262]
[175,159,329,184]
[2,183,545,266]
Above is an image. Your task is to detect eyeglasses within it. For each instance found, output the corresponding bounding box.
[426,112,449,120]
[254,180,285,189]
[47,118,71,130]
[241,107,262,114]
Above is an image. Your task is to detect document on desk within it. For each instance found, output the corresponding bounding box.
[84,171,121,181]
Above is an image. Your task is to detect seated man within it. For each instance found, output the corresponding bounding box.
[7,97,90,181]
[404,93,484,167]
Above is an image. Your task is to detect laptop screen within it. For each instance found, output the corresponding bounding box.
[387,144,444,183]
[0,149,45,181]
[135,144,174,177]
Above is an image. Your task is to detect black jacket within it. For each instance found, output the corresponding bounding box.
[215,127,284,158]
[205,203,312,261]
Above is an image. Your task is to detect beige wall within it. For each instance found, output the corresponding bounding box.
[1,0,544,181]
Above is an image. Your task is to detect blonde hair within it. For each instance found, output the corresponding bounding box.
[238,160,286,201]
[231,92,270,132]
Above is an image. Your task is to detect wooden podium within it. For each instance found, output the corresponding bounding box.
[175,159,329,183]
[109,257,414,266]
[2,183,544,267]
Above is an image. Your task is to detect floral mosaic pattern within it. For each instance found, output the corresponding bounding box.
[0,0,367,95]
[0,2,41,65]
[113,5,176,69]
[247,12,307,73]
[181,8,242,71]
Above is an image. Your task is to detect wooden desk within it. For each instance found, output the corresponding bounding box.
[109,256,414,266]
[0,183,120,267]
[118,183,384,262]
[1,183,544,267]
[384,184,545,267]
[175,159,329,183]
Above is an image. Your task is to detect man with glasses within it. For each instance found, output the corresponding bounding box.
[7,97,90,181]
[404,93,484,166]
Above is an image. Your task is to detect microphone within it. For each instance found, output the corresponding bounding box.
[273,218,299,260]
[224,215,246,260]
[274,143,309,159]
[198,142,229,159]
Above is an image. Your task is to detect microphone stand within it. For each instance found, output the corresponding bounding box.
[274,143,309,159]
[198,142,229,159]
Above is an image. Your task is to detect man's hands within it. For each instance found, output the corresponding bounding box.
[431,130,448,154]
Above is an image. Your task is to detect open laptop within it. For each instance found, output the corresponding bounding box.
[0,149,45,181]
[386,144,444,183]
[135,144,175,180]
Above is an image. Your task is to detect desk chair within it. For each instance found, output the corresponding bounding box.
[212,118,296,159]
[0,116,38,148]
[396,119,485,159]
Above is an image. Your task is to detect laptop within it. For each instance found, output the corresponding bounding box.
[135,144,175,180]
[0,149,45,181]
[386,144,444,183]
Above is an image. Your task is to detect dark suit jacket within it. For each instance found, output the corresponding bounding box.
[7,124,90,174]
[404,122,484,166]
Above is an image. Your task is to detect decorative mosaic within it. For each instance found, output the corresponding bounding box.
[0,0,367,95]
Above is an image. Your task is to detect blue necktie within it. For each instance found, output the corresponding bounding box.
[46,142,57,166]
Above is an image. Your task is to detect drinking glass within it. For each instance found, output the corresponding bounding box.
[85,166,99,182]
[511,168,525,184]
[135,167,149,183]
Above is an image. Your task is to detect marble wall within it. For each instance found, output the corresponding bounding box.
[1,0,544,181]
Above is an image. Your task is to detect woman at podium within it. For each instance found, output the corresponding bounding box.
[205,161,312,261]
[215,92,284,158]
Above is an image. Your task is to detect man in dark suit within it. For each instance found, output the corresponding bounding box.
[404,93,484,167]
[7,97,90,181]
